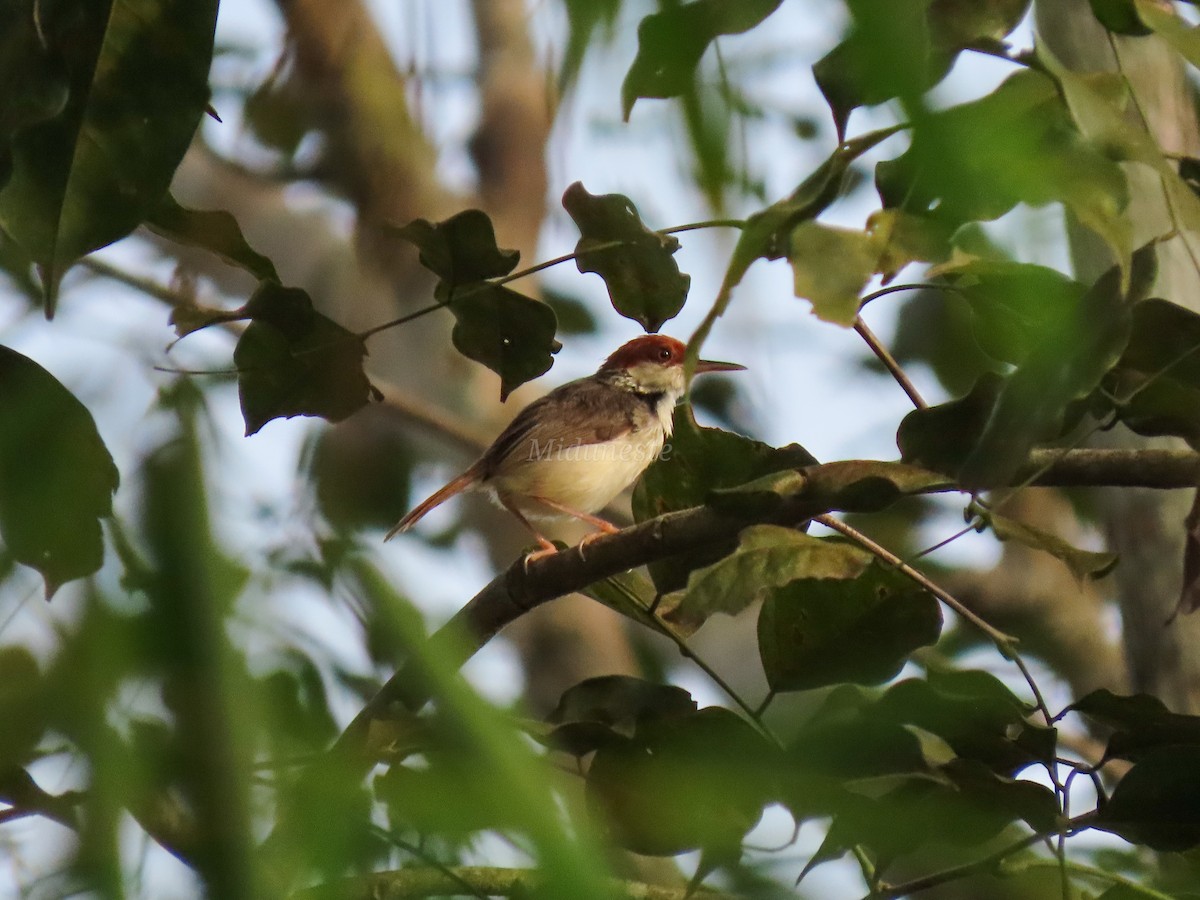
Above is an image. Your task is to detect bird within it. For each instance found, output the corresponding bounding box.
[385,334,745,561]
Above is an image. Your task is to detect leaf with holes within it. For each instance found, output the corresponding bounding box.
[394,209,520,285]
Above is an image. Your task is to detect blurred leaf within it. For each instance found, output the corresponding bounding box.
[256,652,339,755]
[582,569,660,625]
[0,229,39,302]
[660,526,871,634]
[721,126,901,296]
[559,0,623,92]
[0,647,46,767]
[620,0,783,120]
[814,0,1030,140]
[0,0,219,314]
[789,221,879,325]
[0,2,69,190]
[444,283,559,401]
[869,208,955,283]
[1133,0,1200,67]
[1067,689,1200,763]
[0,346,119,597]
[145,194,279,282]
[544,675,697,757]
[394,209,519,284]
[632,406,818,593]
[541,287,598,334]
[758,562,942,692]
[877,70,1131,277]
[1088,0,1152,34]
[897,373,1001,475]
[586,707,775,859]
[931,258,1087,365]
[1106,299,1200,446]
[243,68,310,156]
[562,181,690,332]
[987,511,1118,584]
[958,245,1156,489]
[1096,747,1200,852]
[233,284,380,435]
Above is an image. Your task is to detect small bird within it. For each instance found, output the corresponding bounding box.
[385,334,744,561]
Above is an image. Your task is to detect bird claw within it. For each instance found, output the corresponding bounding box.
[522,540,560,572]
[577,530,608,561]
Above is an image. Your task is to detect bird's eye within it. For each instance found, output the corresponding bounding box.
[657,347,672,361]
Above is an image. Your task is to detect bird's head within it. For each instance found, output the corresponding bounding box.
[598,335,744,399]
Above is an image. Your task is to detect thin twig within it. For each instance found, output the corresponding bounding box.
[854,316,927,409]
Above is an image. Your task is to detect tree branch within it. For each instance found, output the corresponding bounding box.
[292,865,737,900]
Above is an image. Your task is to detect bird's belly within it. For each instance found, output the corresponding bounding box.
[487,429,664,516]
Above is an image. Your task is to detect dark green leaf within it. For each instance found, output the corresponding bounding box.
[558,0,623,92]
[1066,689,1200,763]
[544,675,697,757]
[394,209,519,285]
[631,407,818,593]
[582,569,661,627]
[1096,747,1200,851]
[988,511,1119,583]
[0,0,219,314]
[444,283,559,401]
[958,245,1156,489]
[897,373,1003,475]
[620,0,783,120]
[243,70,310,156]
[0,647,46,766]
[758,562,942,692]
[0,2,70,191]
[1088,0,1153,34]
[877,70,1131,276]
[541,287,598,334]
[562,181,690,332]
[660,526,871,634]
[586,707,775,858]
[144,194,279,282]
[791,459,953,513]
[233,284,380,435]
[0,346,119,597]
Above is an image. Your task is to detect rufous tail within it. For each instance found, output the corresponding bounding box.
[384,469,479,541]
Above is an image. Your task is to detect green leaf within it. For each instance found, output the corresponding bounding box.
[0,345,119,597]
[544,676,698,757]
[1088,0,1153,35]
[631,407,818,594]
[1096,747,1200,852]
[620,0,783,120]
[0,647,46,767]
[988,511,1119,584]
[558,0,622,92]
[877,70,1131,277]
[896,374,1003,475]
[1107,299,1200,447]
[721,126,901,298]
[758,562,942,693]
[789,221,880,326]
[394,209,520,285]
[814,0,1031,140]
[0,2,70,191]
[1133,0,1200,67]
[661,526,871,634]
[586,707,775,858]
[444,283,559,401]
[581,569,660,625]
[144,194,279,282]
[1066,688,1200,763]
[561,181,690,333]
[233,284,381,435]
[958,245,1156,489]
[0,0,220,315]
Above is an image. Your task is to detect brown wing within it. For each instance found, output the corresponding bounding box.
[479,376,647,477]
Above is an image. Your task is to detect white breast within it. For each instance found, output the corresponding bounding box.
[486,425,666,518]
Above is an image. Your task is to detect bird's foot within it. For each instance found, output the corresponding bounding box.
[576,529,613,561]
[521,538,560,572]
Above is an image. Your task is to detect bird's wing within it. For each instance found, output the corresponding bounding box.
[481,377,644,476]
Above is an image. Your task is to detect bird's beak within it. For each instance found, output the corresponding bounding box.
[695,358,746,374]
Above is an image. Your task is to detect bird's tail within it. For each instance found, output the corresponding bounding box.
[384,469,479,542]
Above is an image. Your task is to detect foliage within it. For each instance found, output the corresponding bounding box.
[5,1,1200,899]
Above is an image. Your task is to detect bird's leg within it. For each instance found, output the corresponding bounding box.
[527,494,623,561]
[498,495,559,568]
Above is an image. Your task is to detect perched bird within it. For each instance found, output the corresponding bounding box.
[385,334,744,561]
